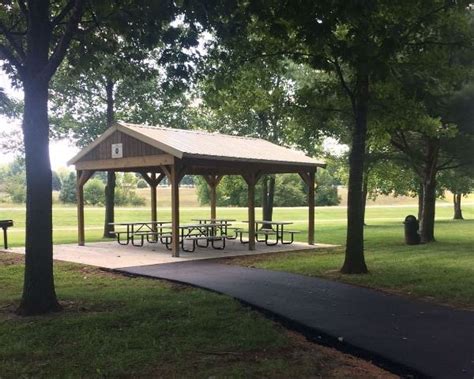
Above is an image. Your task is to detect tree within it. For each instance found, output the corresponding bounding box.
[438,167,474,220]
[59,172,77,204]
[0,0,195,315]
[373,10,474,241]
[52,171,62,191]
[0,0,88,315]
[204,0,472,273]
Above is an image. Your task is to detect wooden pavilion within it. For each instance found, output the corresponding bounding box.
[68,121,326,257]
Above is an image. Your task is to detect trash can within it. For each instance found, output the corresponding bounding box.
[403,215,420,245]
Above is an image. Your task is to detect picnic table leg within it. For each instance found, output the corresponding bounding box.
[3,227,8,250]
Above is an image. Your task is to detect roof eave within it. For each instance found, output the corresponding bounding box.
[182,152,326,168]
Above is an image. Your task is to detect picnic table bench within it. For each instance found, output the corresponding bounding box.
[177,222,233,252]
[109,221,171,247]
[239,220,299,245]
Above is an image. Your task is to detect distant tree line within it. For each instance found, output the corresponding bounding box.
[196,172,340,207]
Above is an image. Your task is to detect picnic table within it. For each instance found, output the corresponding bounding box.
[240,220,298,246]
[191,218,236,236]
[109,221,171,246]
[177,222,239,252]
[109,220,239,253]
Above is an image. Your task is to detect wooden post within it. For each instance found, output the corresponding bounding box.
[171,168,180,257]
[243,173,258,251]
[299,170,316,245]
[77,171,85,246]
[76,170,94,246]
[150,173,158,229]
[164,163,184,257]
[203,175,222,220]
[308,171,315,245]
[140,172,165,230]
[210,181,217,220]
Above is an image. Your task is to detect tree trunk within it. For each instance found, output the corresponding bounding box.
[417,183,424,222]
[17,79,61,315]
[262,175,275,229]
[103,79,115,237]
[453,193,463,220]
[103,171,116,238]
[420,178,437,243]
[361,168,368,226]
[341,72,369,274]
[419,139,439,243]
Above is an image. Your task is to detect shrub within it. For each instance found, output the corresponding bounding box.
[84,178,105,205]
[137,179,148,188]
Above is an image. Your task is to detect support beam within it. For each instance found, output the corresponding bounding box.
[169,162,185,257]
[203,175,223,220]
[76,170,94,246]
[140,172,166,227]
[151,179,157,225]
[243,173,259,251]
[300,171,316,245]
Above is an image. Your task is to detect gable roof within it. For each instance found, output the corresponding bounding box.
[68,121,325,168]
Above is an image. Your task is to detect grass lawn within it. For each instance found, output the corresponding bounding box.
[0,253,391,378]
[1,202,473,309]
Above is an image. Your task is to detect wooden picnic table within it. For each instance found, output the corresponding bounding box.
[240,220,297,246]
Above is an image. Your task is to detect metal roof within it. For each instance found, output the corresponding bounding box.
[69,121,325,167]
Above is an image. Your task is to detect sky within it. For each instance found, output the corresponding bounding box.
[0,72,79,171]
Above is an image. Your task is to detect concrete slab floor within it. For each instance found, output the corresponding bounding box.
[8,240,337,269]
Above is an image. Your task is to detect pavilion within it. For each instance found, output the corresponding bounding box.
[68,121,326,257]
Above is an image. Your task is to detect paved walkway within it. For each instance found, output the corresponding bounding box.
[10,241,333,269]
[116,260,474,378]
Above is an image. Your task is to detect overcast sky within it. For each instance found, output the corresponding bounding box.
[0,71,79,170]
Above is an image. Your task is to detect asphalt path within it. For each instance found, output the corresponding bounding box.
[116,260,474,378]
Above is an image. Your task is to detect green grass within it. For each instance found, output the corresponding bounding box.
[0,254,388,378]
[2,201,473,247]
[2,202,473,308]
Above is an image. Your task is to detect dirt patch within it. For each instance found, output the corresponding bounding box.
[146,328,395,378]
[0,252,24,266]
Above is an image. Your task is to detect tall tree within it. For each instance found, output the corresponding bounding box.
[0,0,87,315]
[0,0,193,315]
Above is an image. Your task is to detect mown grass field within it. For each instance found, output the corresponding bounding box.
[0,253,392,378]
[0,200,472,377]
[2,201,473,309]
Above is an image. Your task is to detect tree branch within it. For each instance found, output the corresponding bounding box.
[42,0,85,81]
[17,0,28,16]
[51,0,75,26]
[0,43,24,78]
[390,131,423,178]
[0,21,26,60]
[331,57,355,113]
